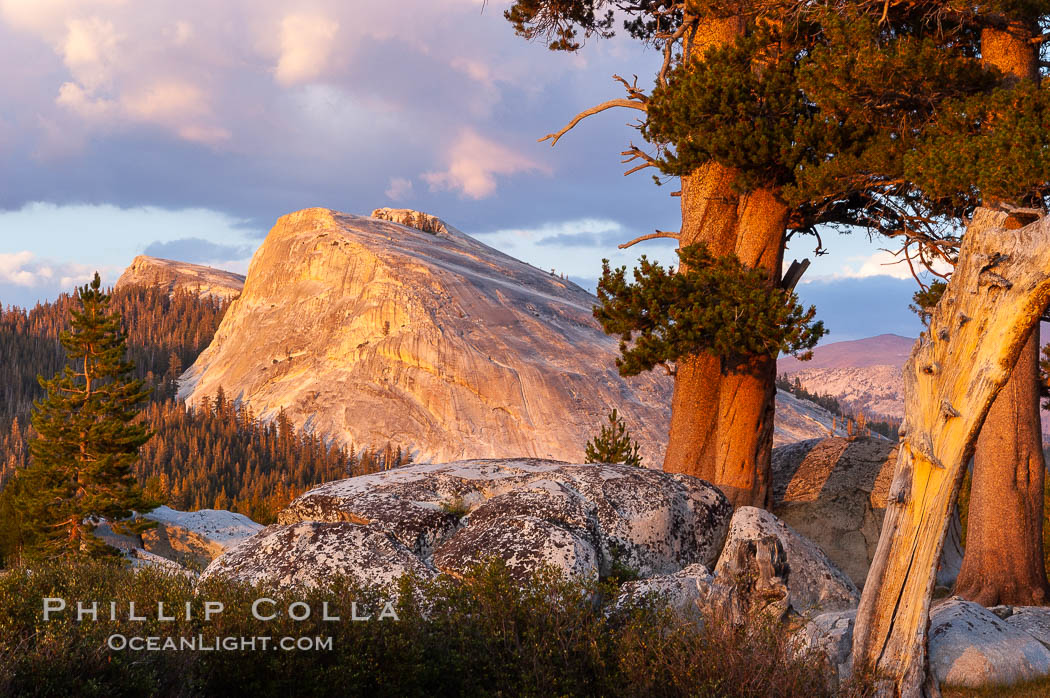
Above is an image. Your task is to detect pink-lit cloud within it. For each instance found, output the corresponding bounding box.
[423,129,550,199]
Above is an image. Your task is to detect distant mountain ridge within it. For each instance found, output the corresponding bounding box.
[116,255,245,300]
[778,335,912,420]
[779,334,1050,436]
[778,334,914,373]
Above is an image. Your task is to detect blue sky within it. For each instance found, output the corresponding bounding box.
[0,1,925,341]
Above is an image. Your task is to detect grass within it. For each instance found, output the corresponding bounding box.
[942,676,1050,697]
[0,557,869,698]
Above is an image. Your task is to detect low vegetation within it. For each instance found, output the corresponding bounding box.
[0,558,871,698]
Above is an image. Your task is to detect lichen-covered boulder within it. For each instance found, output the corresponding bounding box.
[434,515,599,580]
[277,459,732,581]
[793,609,857,686]
[614,563,720,621]
[207,459,732,589]
[714,507,859,615]
[929,598,1050,688]
[199,522,436,589]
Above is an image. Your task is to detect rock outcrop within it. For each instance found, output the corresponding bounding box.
[177,208,671,464]
[140,506,263,568]
[771,437,896,587]
[176,207,867,464]
[92,506,262,572]
[115,255,245,300]
[202,458,734,589]
[771,436,962,590]
[797,599,1050,689]
[714,506,860,615]
[927,599,1050,688]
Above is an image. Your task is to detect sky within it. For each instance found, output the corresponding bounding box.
[0,0,928,341]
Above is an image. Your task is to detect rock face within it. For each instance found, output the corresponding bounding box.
[771,437,896,587]
[177,208,670,464]
[203,458,733,589]
[177,207,866,464]
[928,598,1050,688]
[771,436,962,590]
[714,506,860,615]
[140,506,263,568]
[115,255,245,300]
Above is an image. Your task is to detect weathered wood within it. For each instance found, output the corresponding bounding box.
[852,208,1050,697]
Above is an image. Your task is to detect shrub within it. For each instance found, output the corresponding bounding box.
[0,558,868,697]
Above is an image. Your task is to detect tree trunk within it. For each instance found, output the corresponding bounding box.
[953,21,1050,608]
[851,208,1050,697]
[661,21,789,509]
[955,329,1050,605]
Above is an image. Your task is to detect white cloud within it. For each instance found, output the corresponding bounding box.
[0,250,96,287]
[274,13,339,86]
[385,176,414,201]
[423,129,549,199]
[55,80,114,119]
[809,249,953,282]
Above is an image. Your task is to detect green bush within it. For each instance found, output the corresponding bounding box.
[0,558,867,697]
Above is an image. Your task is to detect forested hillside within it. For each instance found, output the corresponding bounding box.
[0,285,406,525]
[137,395,407,523]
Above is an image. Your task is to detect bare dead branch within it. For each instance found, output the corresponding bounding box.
[539,98,647,147]
[658,20,690,86]
[619,231,681,249]
[782,259,811,293]
[620,143,662,176]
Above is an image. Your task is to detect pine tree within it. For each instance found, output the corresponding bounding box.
[584,409,642,467]
[15,273,155,560]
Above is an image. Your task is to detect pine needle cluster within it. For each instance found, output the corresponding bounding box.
[595,243,825,376]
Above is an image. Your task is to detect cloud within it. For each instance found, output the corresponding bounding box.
[0,250,37,285]
[422,129,550,199]
[829,249,952,281]
[0,0,678,273]
[0,250,103,290]
[143,237,253,264]
[56,77,229,144]
[384,176,414,202]
[274,13,339,86]
[0,250,118,307]
[62,15,120,90]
